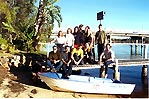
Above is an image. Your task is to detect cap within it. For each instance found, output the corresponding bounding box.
[65,45,69,49]
[79,24,83,27]
[53,45,57,48]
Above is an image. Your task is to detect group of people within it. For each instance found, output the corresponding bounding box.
[46,24,115,79]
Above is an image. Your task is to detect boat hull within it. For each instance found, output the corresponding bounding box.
[38,72,135,95]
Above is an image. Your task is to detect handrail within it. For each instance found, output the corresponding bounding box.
[72,59,149,70]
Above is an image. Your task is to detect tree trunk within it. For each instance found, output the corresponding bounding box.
[34,0,44,36]
[33,0,44,51]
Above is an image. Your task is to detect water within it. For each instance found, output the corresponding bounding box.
[43,43,149,59]
[41,43,149,98]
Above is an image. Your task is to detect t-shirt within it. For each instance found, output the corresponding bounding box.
[54,36,66,44]
[48,51,62,60]
[103,50,115,61]
[71,48,84,58]
[95,30,106,44]
[65,34,74,46]
[61,51,71,62]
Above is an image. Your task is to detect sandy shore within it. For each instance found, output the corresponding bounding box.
[0,55,120,98]
[0,77,122,98]
[0,59,124,98]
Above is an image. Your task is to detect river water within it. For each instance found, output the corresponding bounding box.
[42,43,149,98]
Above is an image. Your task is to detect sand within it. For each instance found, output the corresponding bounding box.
[0,66,123,98]
[0,77,119,98]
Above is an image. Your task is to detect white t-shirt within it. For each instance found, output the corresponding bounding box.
[65,33,74,46]
[54,36,66,44]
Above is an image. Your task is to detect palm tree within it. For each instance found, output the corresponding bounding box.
[34,0,62,40]
[33,0,62,51]
[35,0,62,36]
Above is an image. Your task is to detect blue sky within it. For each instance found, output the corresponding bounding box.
[36,0,149,33]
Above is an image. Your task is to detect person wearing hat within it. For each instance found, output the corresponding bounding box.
[71,44,84,65]
[79,24,84,30]
[99,43,115,78]
[73,26,85,46]
[78,24,85,45]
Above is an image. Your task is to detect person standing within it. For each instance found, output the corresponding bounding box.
[84,26,93,48]
[79,24,85,35]
[52,30,66,52]
[84,26,95,61]
[65,28,75,51]
[95,24,107,61]
[73,26,85,46]
[78,24,85,45]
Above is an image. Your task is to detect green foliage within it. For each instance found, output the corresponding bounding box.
[0,34,8,50]
[0,0,37,52]
[2,22,16,33]
[35,0,62,41]
[44,0,62,28]
[0,0,62,53]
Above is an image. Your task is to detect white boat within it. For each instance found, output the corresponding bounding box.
[38,72,135,95]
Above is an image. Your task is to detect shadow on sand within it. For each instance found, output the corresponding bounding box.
[9,53,51,90]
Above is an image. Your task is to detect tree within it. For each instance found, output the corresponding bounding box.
[0,0,62,52]
[34,0,62,42]
[0,0,37,52]
[0,0,17,51]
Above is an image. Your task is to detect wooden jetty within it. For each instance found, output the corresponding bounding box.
[107,32,149,58]
[72,59,149,81]
[108,32,149,37]
[39,32,149,81]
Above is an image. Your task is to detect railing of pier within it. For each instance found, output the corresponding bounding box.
[72,59,149,80]
[72,59,149,70]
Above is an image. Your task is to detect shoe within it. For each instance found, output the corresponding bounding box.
[51,68,57,72]
[105,74,108,78]
[86,62,89,64]
[65,76,69,79]
[61,75,69,79]
[61,75,65,79]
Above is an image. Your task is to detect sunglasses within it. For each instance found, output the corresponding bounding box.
[53,48,57,50]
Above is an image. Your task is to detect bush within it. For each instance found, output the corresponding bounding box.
[0,34,8,50]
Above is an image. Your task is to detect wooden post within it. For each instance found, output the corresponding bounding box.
[143,44,148,59]
[130,45,133,55]
[113,59,120,80]
[141,45,143,56]
[135,40,138,55]
[142,65,148,77]
[141,37,144,56]
[100,20,102,25]
[100,65,105,78]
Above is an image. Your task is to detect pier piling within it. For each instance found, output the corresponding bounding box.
[142,65,148,77]
[100,65,106,78]
[113,59,120,80]
[135,40,138,55]
[143,45,148,59]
